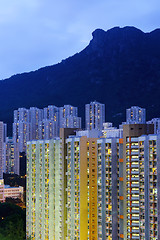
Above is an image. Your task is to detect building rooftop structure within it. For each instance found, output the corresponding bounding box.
[126,106,146,124]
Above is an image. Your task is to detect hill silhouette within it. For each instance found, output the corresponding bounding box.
[0,26,160,135]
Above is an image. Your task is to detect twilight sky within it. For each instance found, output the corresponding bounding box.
[0,0,160,80]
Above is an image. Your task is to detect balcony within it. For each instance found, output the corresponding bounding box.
[131,177,139,181]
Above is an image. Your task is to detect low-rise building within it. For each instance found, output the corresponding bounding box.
[0,179,23,202]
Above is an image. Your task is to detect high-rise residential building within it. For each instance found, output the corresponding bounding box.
[66,136,98,240]
[26,126,160,239]
[43,105,59,136]
[25,104,160,240]
[66,132,126,240]
[59,105,81,129]
[14,107,29,122]
[26,129,98,240]
[13,107,43,175]
[59,105,77,120]
[97,137,120,240]
[13,118,30,175]
[85,101,105,131]
[26,139,63,240]
[122,123,154,240]
[13,107,43,150]
[138,134,160,240]
[3,137,15,174]
[64,116,81,129]
[43,105,59,122]
[0,121,6,179]
[13,105,81,148]
[13,105,81,176]
[3,123,7,142]
[29,107,43,140]
[26,128,77,240]
[13,108,30,152]
[59,128,78,239]
[65,133,125,240]
[38,119,59,140]
[126,106,146,124]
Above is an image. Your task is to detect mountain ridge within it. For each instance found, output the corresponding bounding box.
[0,26,160,135]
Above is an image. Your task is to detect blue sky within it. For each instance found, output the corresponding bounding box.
[0,0,160,79]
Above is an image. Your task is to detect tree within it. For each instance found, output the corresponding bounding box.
[0,202,26,240]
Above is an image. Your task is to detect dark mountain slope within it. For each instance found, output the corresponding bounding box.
[0,26,160,135]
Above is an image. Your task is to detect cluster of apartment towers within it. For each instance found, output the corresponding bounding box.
[0,102,160,239]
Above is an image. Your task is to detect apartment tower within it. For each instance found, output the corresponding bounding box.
[26,139,63,240]
[85,101,105,131]
[122,123,154,239]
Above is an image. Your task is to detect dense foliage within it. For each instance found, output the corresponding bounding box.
[0,202,26,240]
[3,173,26,190]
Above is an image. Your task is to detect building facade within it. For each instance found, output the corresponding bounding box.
[59,105,81,129]
[122,123,154,240]
[29,107,43,140]
[66,136,98,240]
[0,121,6,179]
[3,137,15,174]
[25,99,160,240]
[138,134,160,240]
[26,125,160,240]
[85,101,105,131]
[126,106,146,124]
[97,137,120,240]
[38,119,59,140]
[26,139,64,240]
[0,179,23,202]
